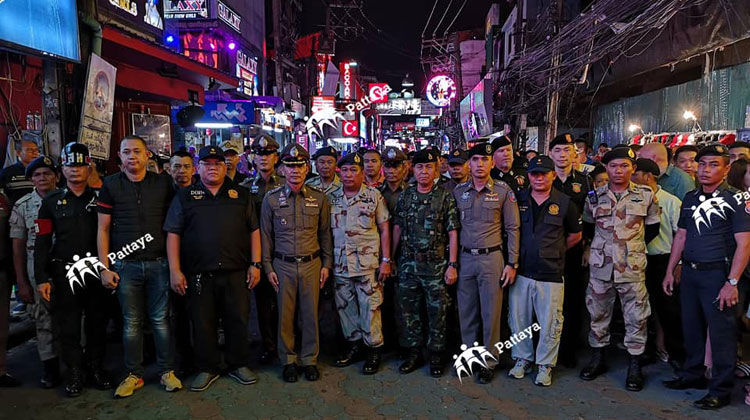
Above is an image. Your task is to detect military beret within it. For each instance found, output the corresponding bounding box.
[25,155,58,178]
[407,151,416,159]
[199,146,224,161]
[491,135,513,151]
[412,148,439,165]
[601,147,636,164]
[448,149,469,164]
[313,146,338,160]
[634,158,660,177]
[729,141,750,150]
[527,155,555,173]
[383,146,407,163]
[695,143,729,161]
[337,152,363,168]
[280,143,310,165]
[549,133,575,149]
[251,134,280,152]
[467,143,494,158]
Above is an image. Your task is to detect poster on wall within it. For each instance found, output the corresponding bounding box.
[78,54,117,160]
[132,114,172,155]
[97,0,164,39]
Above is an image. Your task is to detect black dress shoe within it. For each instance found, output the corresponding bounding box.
[282,364,298,383]
[399,349,425,374]
[477,367,494,384]
[362,347,381,375]
[692,394,730,410]
[65,368,85,397]
[87,367,113,390]
[663,376,708,390]
[429,353,445,378]
[625,355,644,392]
[259,349,275,365]
[0,373,21,387]
[335,342,363,367]
[579,348,606,381]
[304,365,320,381]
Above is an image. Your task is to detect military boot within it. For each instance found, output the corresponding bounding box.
[579,347,607,381]
[65,367,85,397]
[335,341,363,367]
[362,347,381,375]
[40,358,61,389]
[626,355,644,391]
[429,352,445,377]
[399,348,425,374]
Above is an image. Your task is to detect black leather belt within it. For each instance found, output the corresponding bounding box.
[683,259,728,271]
[461,245,502,256]
[274,250,321,263]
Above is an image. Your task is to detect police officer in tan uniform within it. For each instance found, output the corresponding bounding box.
[580,147,661,392]
[453,142,520,384]
[328,153,391,374]
[260,144,333,383]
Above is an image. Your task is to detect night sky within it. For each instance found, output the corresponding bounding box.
[301,0,508,92]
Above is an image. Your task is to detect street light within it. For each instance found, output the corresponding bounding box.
[628,124,642,133]
[683,110,702,132]
[683,110,696,120]
[402,73,414,88]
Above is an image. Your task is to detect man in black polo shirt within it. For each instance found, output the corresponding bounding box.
[164,146,262,392]
[0,137,40,205]
[96,135,180,398]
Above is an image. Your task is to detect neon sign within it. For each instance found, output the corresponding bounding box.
[218,1,241,33]
[340,62,353,100]
[345,83,392,113]
[426,74,457,108]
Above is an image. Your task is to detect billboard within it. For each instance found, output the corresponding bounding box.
[165,0,208,19]
[97,0,165,39]
[0,0,80,61]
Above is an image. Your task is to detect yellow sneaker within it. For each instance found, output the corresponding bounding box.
[160,370,183,392]
[114,374,144,398]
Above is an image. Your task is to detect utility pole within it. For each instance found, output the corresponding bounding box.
[272,0,284,99]
[543,0,564,153]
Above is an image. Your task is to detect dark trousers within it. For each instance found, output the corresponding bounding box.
[0,270,9,375]
[680,266,736,398]
[559,242,587,361]
[381,274,401,351]
[50,266,108,370]
[645,254,684,364]
[254,271,278,353]
[188,270,250,374]
[170,291,193,369]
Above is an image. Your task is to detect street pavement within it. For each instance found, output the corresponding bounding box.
[0,334,747,420]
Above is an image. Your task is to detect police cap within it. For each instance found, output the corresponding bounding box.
[383,146,407,164]
[337,152,363,168]
[695,143,729,161]
[527,156,555,173]
[61,142,91,167]
[25,155,58,177]
[601,147,636,164]
[280,143,310,166]
[412,148,439,165]
[251,134,280,154]
[634,158,661,177]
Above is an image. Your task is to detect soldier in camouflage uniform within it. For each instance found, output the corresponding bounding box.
[8,156,60,388]
[580,147,661,392]
[392,148,460,377]
[328,153,391,374]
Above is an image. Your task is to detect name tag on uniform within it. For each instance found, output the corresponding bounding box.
[305,197,319,207]
[519,205,529,212]
[278,193,289,208]
[250,185,259,194]
[190,190,205,200]
[484,192,499,202]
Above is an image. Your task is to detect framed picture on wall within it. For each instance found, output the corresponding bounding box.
[131,113,171,155]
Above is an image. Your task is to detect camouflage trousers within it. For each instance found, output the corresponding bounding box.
[586,277,651,356]
[398,273,448,352]
[334,273,384,347]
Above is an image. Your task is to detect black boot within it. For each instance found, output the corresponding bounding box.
[40,358,61,389]
[87,363,113,390]
[362,347,381,375]
[65,367,85,397]
[626,355,644,391]
[429,352,445,377]
[335,341,363,367]
[579,347,607,381]
[399,348,425,374]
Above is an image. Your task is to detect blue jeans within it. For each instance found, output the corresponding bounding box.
[113,259,173,376]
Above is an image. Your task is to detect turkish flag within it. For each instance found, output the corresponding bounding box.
[343,120,359,137]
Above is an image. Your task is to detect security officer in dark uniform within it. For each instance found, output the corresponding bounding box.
[380,147,409,215]
[164,146,262,392]
[239,134,284,364]
[663,144,750,410]
[548,133,594,367]
[490,135,528,192]
[34,142,112,397]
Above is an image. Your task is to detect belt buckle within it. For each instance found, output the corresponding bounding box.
[470,248,479,256]
[295,256,303,263]
[690,262,697,270]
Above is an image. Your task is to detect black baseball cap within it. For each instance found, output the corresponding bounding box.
[199,146,224,161]
[527,156,555,173]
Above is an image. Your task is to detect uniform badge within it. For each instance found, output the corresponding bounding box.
[515,175,525,186]
[572,183,582,193]
[290,147,299,157]
[305,197,319,207]
[745,201,750,215]
[228,189,238,199]
[548,204,559,215]
[508,190,517,203]
[62,199,67,205]
[190,190,205,200]
[280,218,287,225]
[278,192,288,208]
[260,137,268,148]
[460,191,470,201]
[484,192,499,202]
[250,185,259,194]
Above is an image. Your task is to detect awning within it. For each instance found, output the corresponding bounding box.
[101,26,238,103]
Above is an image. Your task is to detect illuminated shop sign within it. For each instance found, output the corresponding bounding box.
[218,1,241,33]
[236,50,259,97]
[426,74,457,108]
[339,62,357,101]
[345,83,392,113]
[98,0,165,36]
[165,0,208,19]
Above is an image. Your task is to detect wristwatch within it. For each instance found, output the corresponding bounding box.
[448,262,459,269]
[382,257,391,263]
[728,278,739,286]
[510,262,519,269]
[250,262,262,269]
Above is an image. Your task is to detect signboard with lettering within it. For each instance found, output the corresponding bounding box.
[78,54,117,160]
[311,96,336,115]
[374,98,421,115]
[218,1,241,33]
[235,50,258,97]
[339,62,356,101]
[97,0,165,38]
[165,0,208,19]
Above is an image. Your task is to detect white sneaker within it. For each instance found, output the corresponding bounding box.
[508,359,532,379]
[535,365,553,386]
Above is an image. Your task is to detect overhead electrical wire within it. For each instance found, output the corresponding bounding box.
[442,0,469,37]
[431,0,454,37]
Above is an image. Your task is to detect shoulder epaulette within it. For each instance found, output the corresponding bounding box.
[268,185,284,194]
